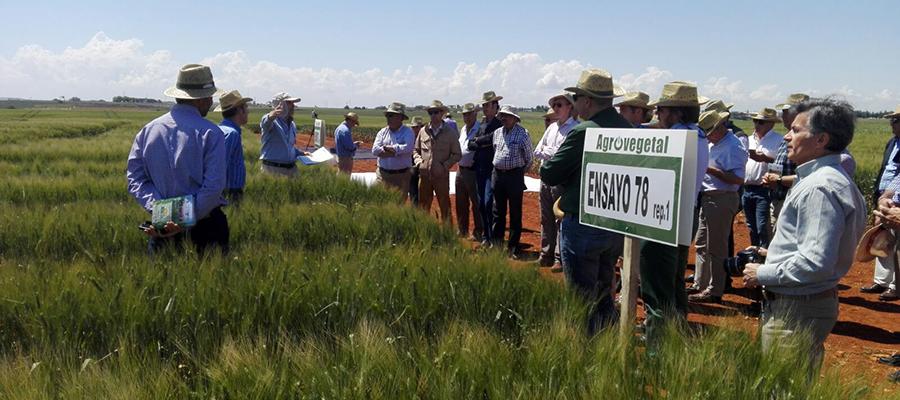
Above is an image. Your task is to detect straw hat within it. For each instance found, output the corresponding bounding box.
[164,64,221,100]
[383,102,409,120]
[214,90,253,113]
[645,115,660,128]
[704,100,734,113]
[548,92,576,107]
[498,104,521,121]
[542,108,557,119]
[565,69,625,99]
[750,108,782,123]
[648,81,709,107]
[407,115,425,127]
[425,100,449,113]
[614,91,654,110]
[775,93,810,110]
[477,91,504,105]
[272,92,301,104]
[460,102,480,114]
[856,224,897,262]
[698,110,730,133]
[344,112,359,124]
[884,105,900,119]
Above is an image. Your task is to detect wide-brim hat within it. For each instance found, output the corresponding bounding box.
[477,91,504,105]
[648,81,709,107]
[775,93,810,110]
[406,115,424,127]
[542,108,557,119]
[856,224,897,262]
[565,69,625,99]
[698,110,730,133]
[750,107,782,123]
[344,112,359,124]
[384,102,409,120]
[645,115,660,128]
[614,91,654,110]
[460,102,480,114]
[884,105,900,119]
[164,64,221,100]
[214,90,253,113]
[498,104,521,121]
[704,99,734,113]
[425,100,450,113]
[548,92,576,107]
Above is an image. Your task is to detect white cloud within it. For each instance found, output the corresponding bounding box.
[703,77,744,101]
[617,67,673,95]
[875,89,892,100]
[749,84,781,103]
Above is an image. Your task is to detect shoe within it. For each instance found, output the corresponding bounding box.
[723,278,736,294]
[538,258,554,267]
[550,263,563,273]
[889,370,900,384]
[688,289,722,304]
[747,301,761,317]
[686,285,702,295]
[684,273,695,283]
[467,234,480,242]
[877,354,900,367]
[861,283,887,294]
[879,288,899,301]
[508,246,521,260]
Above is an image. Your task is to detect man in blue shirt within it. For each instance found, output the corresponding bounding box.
[372,102,416,200]
[334,112,362,175]
[260,92,309,177]
[215,90,252,205]
[127,64,229,254]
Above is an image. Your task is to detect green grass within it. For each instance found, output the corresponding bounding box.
[0,107,896,398]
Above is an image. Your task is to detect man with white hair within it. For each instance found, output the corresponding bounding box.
[260,92,309,177]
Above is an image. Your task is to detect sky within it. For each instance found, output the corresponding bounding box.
[1,0,898,111]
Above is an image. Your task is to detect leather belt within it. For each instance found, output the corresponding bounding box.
[458,165,473,170]
[262,160,296,168]
[762,287,837,302]
[701,190,735,196]
[378,167,410,174]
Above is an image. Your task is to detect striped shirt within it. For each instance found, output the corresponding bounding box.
[492,124,533,170]
[220,118,246,190]
[372,125,415,170]
[533,117,578,163]
[126,104,227,219]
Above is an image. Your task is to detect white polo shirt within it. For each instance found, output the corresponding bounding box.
[744,128,783,185]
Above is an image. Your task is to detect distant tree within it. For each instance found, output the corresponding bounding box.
[343,105,350,109]
[69,96,81,102]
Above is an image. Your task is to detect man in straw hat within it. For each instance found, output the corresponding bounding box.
[705,100,747,150]
[456,103,483,240]
[414,100,462,221]
[638,81,710,343]
[743,97,866,372]
[863,104,900,301]
[542,108,559,129]
[688,110,747,304]
[483,104,532,258]
[334,112,362,175]
[467,91,505,245]
[216,90,253,205]
[761,94,807,244]
[127,63,229,254]
[541,69,631,334]
[741,108,782,250]
[534,92,578,270]
[615,91,655,128]
[407,116,426,205]
[260,92,310,177]
[372,102,416,200]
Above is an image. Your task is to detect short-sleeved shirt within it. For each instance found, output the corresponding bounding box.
[672,122,710,200]
[704,131,747,192]
[744,129,783,185]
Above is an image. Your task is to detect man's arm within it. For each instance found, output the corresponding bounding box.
[372,128,389,157]
[392,128,414,157]
[446,133,462,169]
[707,167,744,185]
[521,129,534,170]
[413,131,424,166]
[126,129,160,213]
[196,127,227,219]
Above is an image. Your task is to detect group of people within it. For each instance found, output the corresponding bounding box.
[126,63,896,380]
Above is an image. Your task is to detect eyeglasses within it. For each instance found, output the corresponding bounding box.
[892,117,900,124]
[428,110,443,116]
[572,94,582,102]
[551,102,568,109]
[753,120,768,124]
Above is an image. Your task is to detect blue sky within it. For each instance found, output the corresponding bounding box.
[1,0,897,111]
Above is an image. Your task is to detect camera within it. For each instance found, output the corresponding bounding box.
[723,248,765,276]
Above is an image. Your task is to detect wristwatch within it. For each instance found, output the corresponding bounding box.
[776,176,783,187]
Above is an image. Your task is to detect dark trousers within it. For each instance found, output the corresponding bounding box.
[149,207,229,256]
[409,166,420,206]
[640,241,690,347]
[475,169,494,242]
[491,167,524,250]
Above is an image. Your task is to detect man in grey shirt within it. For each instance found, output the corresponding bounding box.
[742,97,866,373]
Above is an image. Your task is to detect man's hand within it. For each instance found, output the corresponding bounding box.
[748,150,768,162]
[743,263,762,288]
[269,102,283,120]
[144,221,183,238]
[762,172,779,189]
[874,208,900,230]
[706,166,721,175]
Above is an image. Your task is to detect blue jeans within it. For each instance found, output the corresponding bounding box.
[475,170,493,242]
[560,216,624,335]
[742,185,771,248]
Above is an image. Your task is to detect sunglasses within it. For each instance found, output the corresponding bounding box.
[551,102,568,109]
[571,94,582,102]
[892,117,900,124]
[753,120,768,124]
[428,110,443,116]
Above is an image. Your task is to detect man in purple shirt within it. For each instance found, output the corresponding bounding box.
[127,64,229,254]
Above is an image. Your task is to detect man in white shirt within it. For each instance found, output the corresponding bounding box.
[455,103,482,239]
[742,108,783,250]
[533,92,578,270]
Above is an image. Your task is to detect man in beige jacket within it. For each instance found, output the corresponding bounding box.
[414,100,462,221]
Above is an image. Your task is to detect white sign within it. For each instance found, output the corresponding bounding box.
[314,119,326,148]
[583,164,676,231]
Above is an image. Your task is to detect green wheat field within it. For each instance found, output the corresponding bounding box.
[0,106,895,398]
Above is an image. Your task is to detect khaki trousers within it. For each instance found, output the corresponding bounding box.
[761,293,839,373]
[694,191,739,296]
[455,167,482,237]
[337,156,354,174]
[419,174,452,222]
[375,168,410,201]
[538,181,562,265]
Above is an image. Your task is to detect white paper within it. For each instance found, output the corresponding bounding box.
[298,147,335,165]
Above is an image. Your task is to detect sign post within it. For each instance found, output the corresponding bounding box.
[314,119,326,148]
[579,128,697,339]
